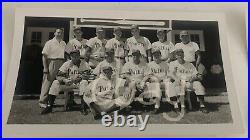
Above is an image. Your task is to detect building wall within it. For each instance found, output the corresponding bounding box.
[14,17,226,95]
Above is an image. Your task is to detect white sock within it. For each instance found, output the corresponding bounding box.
[200,104,205,108]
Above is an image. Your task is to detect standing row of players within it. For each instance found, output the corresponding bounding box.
[39,25,208,119]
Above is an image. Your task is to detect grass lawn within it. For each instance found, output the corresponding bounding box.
[7,94,233,124]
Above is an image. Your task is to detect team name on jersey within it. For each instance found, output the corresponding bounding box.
[177,68,193,74]
[151,68,164,74]
[98,85,111,92]
[68,69,79,75]
[129,69,143,75]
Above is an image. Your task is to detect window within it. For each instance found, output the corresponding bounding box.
[31,32,42,43]
[171,30,205,51]
[49,32,54,40]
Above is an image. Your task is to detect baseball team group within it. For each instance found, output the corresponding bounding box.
[38,24,208,120]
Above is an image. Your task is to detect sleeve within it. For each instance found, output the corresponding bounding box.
[121,63,130,74]
[145,37,152,50]
[86,38,94,48]
[59,62,69,74]
[125,38,132,51]
[190,63,198,76]
[168,42,175,53]
[93,63,101,76]
[169,62,176,73]
[144,64,152,76]
[193,42,200,52]
[65,40,73,54]
[42,41,50,55]
[105,39,112,49]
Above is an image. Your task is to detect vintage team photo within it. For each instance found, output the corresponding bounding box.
[7,16,233,125]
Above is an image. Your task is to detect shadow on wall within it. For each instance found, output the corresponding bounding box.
[15,43,43,95]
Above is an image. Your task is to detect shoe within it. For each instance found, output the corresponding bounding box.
[93,113,102,120]
[152,108,160,114]
[41,106,52,115]
[39,102,47,108]
[80,109,88,115]
[200,107,209,113]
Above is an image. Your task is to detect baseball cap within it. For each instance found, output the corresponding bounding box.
[131,49,141,56]
[157,29,165,34]
[180,30,189,36]
[131,24,139,30]
[96,27,104,32]
[101,64,113,72]
[174,49,184,55]
[73,26,81,32]
[70,49,80,55]
[114,27,122,32]
[151,48,161,55]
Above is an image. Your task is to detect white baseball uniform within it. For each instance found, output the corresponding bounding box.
[152,41,174,61]
[83,74,116,111]
[93,59,117,79]
[169,60,205,96]
[39,37,66,103]
[105,38,127,71]
[86,37,107,66]
[126,36,151,63]
[65,38,88,58]
[174,42,199,63]
[48,60,91,96]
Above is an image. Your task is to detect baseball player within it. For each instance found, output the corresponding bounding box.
[83,64,135,119]
[126,25,152,63]
[39,28,66,108]
[168,49,208,113]
[86,27,107,68]
[152,29,175,63]
[173,30,201,69]
[120,49,148,106]
[92,48,117,78]
[41,49,92,115]
[142,48,176,113]
[65,27,89,60]
[105,27,127,72]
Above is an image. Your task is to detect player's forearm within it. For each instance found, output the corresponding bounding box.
[42,55,49,72]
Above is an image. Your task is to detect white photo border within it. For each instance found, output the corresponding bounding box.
[2,6,245,138]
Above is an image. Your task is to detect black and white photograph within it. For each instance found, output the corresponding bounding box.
[2,3,247,138]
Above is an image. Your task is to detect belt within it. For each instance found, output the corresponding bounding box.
[48,58,65,61]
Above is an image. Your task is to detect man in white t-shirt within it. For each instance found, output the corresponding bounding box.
[152,29,175,62]
[169,49,208,113]
[126,25,152,63]
[65,27,89,60]
[41,49,92,115]
[39,28,66,108]
[86,27,107,67]
[174,30,201,69]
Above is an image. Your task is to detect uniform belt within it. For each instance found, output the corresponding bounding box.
[48,58,65,61]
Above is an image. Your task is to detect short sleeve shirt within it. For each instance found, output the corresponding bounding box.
[174,42,199,62]
[65,38,88,57]
[169,60,198,81]
[86,37,107,58]
[152,41,174,60]
[126,36,152,57]
[42,37,66,59]
[105,38,126,58]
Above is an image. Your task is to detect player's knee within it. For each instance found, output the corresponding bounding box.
[193,81,205,93]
